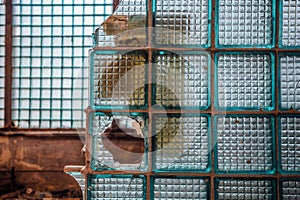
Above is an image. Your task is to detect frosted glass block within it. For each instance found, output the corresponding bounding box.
[66,172,85,199]
[153,114,210,171]
[279,116,300,172]
[215,116,274,173]
[216,179,274,199]
[90,113,147,170]
[154,52,210,110]
[88,175,145,200]
[279,55,300,110]
[217,0,274,47]
[280,0,300,47]
[281,180,300,200]
[216,53,274,110]
[153,177,209,199]
[154,0,210,47]
[95,0,147,47]
[91,50,147,109]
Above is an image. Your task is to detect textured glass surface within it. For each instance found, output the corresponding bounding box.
[217,0,274,47]
[216,179,274,199]
[281,0,300,47]
[281,180,300,200]
[154,52,209,109]
[67,172,85,199]
[153,177,209,199]
[88,175,145,200]
[91,113,147,170]
[11,1,112,128]
[216,53,273,110]
[92,51,146,109]
[153,115,209,171]
[154,0,209,47]
[216,116,274,172]
[280,116,300,172]
[0,4,4,127]
[279,55,300,110]
[95,0,147,47]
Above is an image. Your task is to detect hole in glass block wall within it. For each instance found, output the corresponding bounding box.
[91,113,147,170]
[101,116,145,164]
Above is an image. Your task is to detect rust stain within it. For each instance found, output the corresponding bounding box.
[0,137,10,145]
[15,146,43,170]
[0,147,11,166]
[15,160,43,170]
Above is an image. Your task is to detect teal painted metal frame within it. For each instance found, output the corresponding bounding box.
[214,51,276,111]
[214,114,276,175]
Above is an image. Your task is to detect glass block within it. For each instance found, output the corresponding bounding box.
[95,0,147,47]
[279,116,300,172]
[281,180,300,200]
[154,51,210,110]
[153,0,210,47]
[90,50,147,110]
[153,177,209,199]
[215,115,274,173]
[217,0,274,47]
[216,53,274,111]
[280,0,300,47]
[279,54,300,110]
[66,172,85,199]
[216,179,275,199]
[0,4,4,127]
[90,112,148,171]
[88,175,146,200]
[153,114,210,171]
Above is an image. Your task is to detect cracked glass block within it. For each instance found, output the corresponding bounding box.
[153,114,210,171]
[280,0,300,47]
[66,172,85,199]
[279,55,300,110]
[216,53,274,110]
[154,52,210,110]
[88,175,145,200]
[215,116,274,172]
[91,50,147,109]
[281,180,300,199]
[95,0,147,47]
[154,0,210,47]
[217,0,274,47]
[153,177,209,199]
[216,179,275,199]
[279,116,300,172]
[90,113,147,171]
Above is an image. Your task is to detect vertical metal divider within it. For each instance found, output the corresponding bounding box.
[84,107,92,199]
[275,0,280,199]
[210,0,216,199]
[147,1,153,199]
[4,0,13,128]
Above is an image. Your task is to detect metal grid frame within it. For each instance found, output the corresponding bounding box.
[2,0,113,129]
[1,0,299,199]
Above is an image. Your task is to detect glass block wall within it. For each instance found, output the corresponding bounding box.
[0,0,299,199]
[77,0,300,199]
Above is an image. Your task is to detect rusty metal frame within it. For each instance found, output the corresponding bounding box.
[4,0,12,128]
